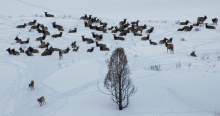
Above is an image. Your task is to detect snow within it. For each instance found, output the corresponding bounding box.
[0,0,220,116]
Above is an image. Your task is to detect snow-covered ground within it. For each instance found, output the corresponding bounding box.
[0,0,220,116]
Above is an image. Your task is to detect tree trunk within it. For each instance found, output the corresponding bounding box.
[119,76,123,110]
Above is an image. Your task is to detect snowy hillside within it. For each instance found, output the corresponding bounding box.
[0,0,220,116]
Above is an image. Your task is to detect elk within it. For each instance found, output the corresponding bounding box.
[212,18,218,25]
[31,23,41,29]
[39,41,50,48]
[15,36,21,43]
[113,34,125,41]
[29,80,34,90]
[133,32,142,36]
[159,38,168,44]
[146,27,154,33]
[6,48,20,55]
[37,96,46,106]
[52,22,63,31]
[96,42,106,47]
[149,40,157,45]
[87,47,94,52]
[190,51,197,57]
[141,34,150,41]
[100,46,109,51]
[197,15,207,24]
[45,12,54,17]
[28,20,37,25]
[179,20,190,25]
[81,36,94,44]
[68,28,77,33]
[119,19,127,26]
[108,26,114,30]
[16,23,27,28]
[41,48,53,56]
[80,14,88,20]
[27,46,39,53]
[167,38,173,43]
[73,46,79,52]
[20,38,30,44]
[61,47,70,54]
[136,24,147,32]
[19,47,24,53]
[205,23,216,29]
[36,35,46,41]
[25,50,34,56]
[165,42,174,53]
[40,24,48,31]
[51,32,62,38]
[184,25,193,31]
[71,41,77,48]
[131,20,139,25]
[59,50,63,60]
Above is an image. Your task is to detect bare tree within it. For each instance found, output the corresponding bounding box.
[104,47,136,110]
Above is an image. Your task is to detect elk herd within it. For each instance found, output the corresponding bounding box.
[7,13,219,61]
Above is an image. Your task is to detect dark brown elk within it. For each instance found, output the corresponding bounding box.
[179,20,190,25]
[80,14,89,20]
[108,26,114,30]
[49,46,60,51]
[59,50,63,60]
[131,20,139,25]
[15,36,21,43]
[25,50,33,56]
[68,28,77,33]
[146,27,154,33]
[159,38,168,44]
[28,20,37,25]
[73,46,79,52]
[52,22,64,31]
[29,80,34,90]
[6,48,20,55]
[41,48,53,56]
[36,35,46,41]
[197,15,207,24]
[111,26,119,33]
[119,19,127,26]
[71,41,77,48]
[113,34,125,41]
[184,25,193,31]
[167,38,173,43]
[81,35,94,44]
[190,51,197,57]
[87,47,94,52]
[212,18,218,25]
[96,42,106,47]
[136,24,147,32]
[37,96,46,106]
[165,42,174,53]
[149,40,157,45]
[43,30,50,36]
[45,12,54,17]
[40,24,48,31]
[61,47,70,54]
[205,23,216,29]
[39,40,50,48]
[51,32,62,38]
[27,46,39,53]
[133,32,142,36]
[91,32,103,41]
[31,23,41,29]
[100,46,109,51]
[16,23,27,28]
[19,47,24,53]
[20,38,30,44]
[192,22,200,26]
[141,34,150,41]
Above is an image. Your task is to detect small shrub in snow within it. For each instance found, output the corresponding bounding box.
[150,64,161,71]
[188,63,192,67]
[194,28,200,31]
[176,61,181,69]
[181,38,186,41]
